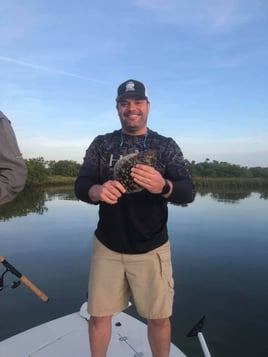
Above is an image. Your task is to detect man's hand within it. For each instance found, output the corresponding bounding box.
[89,181,126,204]
[131,164,171,195]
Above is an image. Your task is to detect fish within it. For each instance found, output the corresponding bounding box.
[113,149,157,193]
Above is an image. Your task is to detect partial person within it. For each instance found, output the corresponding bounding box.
[0,111,27,205]
[75,79,195,357]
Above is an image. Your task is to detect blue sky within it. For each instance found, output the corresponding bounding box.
[1,0,267,167]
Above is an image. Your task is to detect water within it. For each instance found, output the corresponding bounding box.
[0,187,268,357]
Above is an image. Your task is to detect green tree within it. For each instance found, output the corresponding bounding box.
[48,160,81,177]
[25,157,48,186]
[249,167,268,178]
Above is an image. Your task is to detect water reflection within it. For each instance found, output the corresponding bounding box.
[45,186,77,201]
[260,191,268,200]
[0,189,47,221]
[0,186,267,221]
[198,187,268,203]
[0,186,76,221]
[0,185,268,357]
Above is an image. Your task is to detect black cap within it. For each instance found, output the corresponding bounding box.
[116,79,149,102]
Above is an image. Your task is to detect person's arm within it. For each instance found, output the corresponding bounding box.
[74,138,125,205]
[129,138,195,204]
[74,137,102,203]
[74,136,112,204]
[0,112,27,205]
[163,139,195,205]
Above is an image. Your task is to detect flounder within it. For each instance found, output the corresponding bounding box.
[114,149,157,193]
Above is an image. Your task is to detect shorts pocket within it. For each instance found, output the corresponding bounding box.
[156,251,174,289]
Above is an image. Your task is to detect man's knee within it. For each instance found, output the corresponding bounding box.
[147,317,170,328]
[89,315,112,329]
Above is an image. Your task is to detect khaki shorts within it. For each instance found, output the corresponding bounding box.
[87,236,174,319]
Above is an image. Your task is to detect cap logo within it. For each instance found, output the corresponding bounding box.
[125,81,135,92]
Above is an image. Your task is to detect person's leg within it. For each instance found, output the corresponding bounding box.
[89,315,112,357]
[124,241,174,356]
[87,236,130,355]
[147,317,171,357]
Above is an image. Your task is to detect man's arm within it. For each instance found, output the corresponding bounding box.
[161,138,195,204]
[74,138,101,204]
[74,136,125,205]
[0,112,27,205]
[131,162,194,204]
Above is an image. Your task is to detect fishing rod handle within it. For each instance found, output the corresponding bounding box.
[20,275,49,302]
[0,256,49,302]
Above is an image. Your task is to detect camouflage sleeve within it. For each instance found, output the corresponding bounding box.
[0,113,27,205]
[74,136,101,204]
[163,138,195,204]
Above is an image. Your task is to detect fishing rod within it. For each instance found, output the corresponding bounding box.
[0,256,49,303]
[187,316,212,357]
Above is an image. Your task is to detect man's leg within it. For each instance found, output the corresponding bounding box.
[124,242,174,356]
[147,317,171,357]
[89,315,112,357]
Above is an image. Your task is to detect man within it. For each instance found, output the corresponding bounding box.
[75,79,195,356]
[0,111,27,205]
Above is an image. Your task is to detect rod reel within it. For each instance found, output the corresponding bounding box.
[0,267,21,291]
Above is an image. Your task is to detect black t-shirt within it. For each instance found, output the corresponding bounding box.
[75,128,195,254]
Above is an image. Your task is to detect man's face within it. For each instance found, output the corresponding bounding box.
[117,97,150,135]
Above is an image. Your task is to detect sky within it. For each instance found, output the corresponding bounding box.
[1,0,268,167]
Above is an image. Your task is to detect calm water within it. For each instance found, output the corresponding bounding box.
[0,187,268,357]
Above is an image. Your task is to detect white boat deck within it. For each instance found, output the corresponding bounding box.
[0,306,186,357]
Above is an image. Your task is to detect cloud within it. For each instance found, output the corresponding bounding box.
[20,136,93,163]
[132,0,265,32]
[213,57,244,68]
[131,0,173,9]
[0,2,32,42]
[0,55,104,83]
[181,134,268,152]
[179,133,268,166]
[187,150,268,167]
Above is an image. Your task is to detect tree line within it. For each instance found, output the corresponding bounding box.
[186,159,268,178]
[24,157,268,187]
[25,157,80,186]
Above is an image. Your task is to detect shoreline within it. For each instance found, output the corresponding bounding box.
[24,176,268,190]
